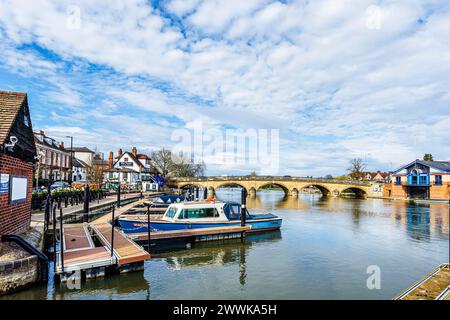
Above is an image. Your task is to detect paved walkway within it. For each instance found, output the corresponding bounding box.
[30,192,156,224]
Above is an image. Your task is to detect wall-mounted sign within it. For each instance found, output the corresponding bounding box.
[118,161,133,167]
[10,176,27,204]
[0,174,9,194]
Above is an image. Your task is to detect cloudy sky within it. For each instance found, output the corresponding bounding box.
[0,0,449,176]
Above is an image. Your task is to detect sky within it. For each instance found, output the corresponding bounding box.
[0,0,449,176]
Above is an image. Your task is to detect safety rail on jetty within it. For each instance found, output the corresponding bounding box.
[394,263,450,300]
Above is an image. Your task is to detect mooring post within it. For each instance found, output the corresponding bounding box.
[111,205,115,258]
[117,184,121,208]
[203,187,208,200]
[83,183,90,220]
[241,188,247,227]
[52,205,57,273]
[59,207,64,273]
[44,194,51,234]
[147,204,151,252]
[195,187,199,201]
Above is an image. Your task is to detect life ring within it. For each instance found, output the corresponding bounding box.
[206,198,216,202]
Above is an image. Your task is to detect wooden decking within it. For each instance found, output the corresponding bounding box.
[91,223,151,265]
[55,201,151,275]
[394,263,450,300]
[57,224,113,273]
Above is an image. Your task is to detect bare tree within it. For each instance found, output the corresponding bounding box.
[150,148,176,178]
[171,153,205,178]
[347,158,366,180]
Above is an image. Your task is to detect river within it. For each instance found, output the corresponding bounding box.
[2,189,449,300]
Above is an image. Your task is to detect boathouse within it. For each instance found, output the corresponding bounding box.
[386,159,450,200]
[0,91,36,235]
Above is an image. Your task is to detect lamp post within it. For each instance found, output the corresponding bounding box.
[66,136,73,185]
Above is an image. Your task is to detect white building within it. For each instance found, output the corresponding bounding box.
[103,147,158,191]
[72,157,89,182]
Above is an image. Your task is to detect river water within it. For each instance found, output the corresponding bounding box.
[3,189,449,300]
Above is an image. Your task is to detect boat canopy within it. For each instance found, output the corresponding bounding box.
[155,195,185,203]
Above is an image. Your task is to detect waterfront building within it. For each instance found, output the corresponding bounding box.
[386,159,450,200]
[34,130,71,184]
[103,147,159,191]
[0,91,36,235]
[361,171,391,182]
[67,146,95,167]
[72,157,89,182]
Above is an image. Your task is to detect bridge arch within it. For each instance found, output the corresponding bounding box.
[215,182,249,194]
[300,184,332,197]
[256,182,290,196]
[340,187,367,198]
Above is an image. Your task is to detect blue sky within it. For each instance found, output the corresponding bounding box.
[1,0,449,176]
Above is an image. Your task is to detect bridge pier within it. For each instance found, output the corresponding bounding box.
[291,188,298,197]
[249,187,256,197]
[207,186,215,199]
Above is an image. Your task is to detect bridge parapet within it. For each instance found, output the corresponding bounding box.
[174,176,372,186]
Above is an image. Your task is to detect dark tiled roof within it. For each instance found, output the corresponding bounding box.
[0,91,26,144]
[72,157,89,168]
[393,159,450,174]
[421,161,450,172]
[34,132,68,152]
[68,147,95,153]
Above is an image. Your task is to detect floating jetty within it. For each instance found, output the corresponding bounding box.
[394,263,450,300]
[55,201,151,281]
[54,198,255,281]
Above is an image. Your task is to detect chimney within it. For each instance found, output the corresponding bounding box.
[39,130,45,136]
[60,141,64,148]
[118,148,123,158]
[132,147,137,157]
[109,151,114,168]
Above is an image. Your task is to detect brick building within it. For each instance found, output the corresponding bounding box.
[34,130,71,185]
[384,159,450,200]
[0,91,36,235]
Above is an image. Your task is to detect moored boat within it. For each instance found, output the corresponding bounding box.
[118,200,282,234]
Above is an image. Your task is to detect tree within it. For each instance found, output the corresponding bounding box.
[150,149,206,179]
[324,174,333,180]
[423,154,434,161]
[150,148,175,178]
[347,158,366,180]
[171,153,205,178]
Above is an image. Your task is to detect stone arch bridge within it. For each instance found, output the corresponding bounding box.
[175,176,376,199]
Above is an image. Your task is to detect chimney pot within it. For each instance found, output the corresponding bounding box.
[39,130,45,135]
[132,147,137,157]
[118,148,123,157]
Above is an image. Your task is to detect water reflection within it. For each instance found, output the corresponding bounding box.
[2,189,448,300]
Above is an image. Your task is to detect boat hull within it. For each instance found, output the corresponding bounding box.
[118,218,282,234]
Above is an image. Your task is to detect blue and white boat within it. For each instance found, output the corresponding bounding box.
[118,200,282,234]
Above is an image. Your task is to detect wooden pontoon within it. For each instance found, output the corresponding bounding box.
[394,263,450,300]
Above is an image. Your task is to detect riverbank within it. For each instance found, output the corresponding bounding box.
[0,225,44,295]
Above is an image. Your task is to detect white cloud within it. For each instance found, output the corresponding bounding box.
[0,0,449,175]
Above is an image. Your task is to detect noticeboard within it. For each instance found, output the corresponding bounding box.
[0,174,9,194]
[10,176,28,204]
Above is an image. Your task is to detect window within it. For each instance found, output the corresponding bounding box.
[435,175,442,185]
[166,207,178,218]
[24,114,29,127]
[124,157,128,162]
[179,208,220,219]
[395,177,401,185]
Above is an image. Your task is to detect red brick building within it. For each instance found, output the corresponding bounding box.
[0,91,37,235]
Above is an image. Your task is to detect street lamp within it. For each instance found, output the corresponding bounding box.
[66,136,73,185]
